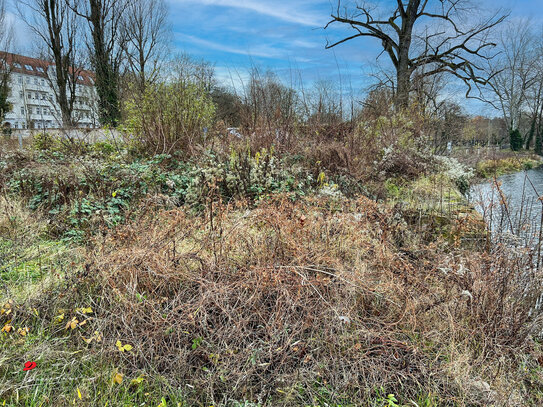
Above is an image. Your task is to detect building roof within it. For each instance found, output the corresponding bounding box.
[0,51,95,86]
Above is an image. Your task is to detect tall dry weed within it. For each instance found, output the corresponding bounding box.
[48,195,543,405]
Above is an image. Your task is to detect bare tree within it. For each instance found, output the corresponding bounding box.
[0,0,11,52]
[18,0,82,127]
[303,79,343,126]
[0,0,13,125]
[325,0,508,108]
[241,69,300,149]
[483,21,538,135]
[527,30,543,153]
[123,0,169,91]
[432,101,467,152]
[67,0,130,126]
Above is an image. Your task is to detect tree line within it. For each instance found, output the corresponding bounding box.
[0,0,541,154]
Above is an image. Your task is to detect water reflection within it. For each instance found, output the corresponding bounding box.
[471,167,543,246]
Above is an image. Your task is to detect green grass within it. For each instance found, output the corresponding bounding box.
[384,173,465,210]
[0,238,78,303]
[476,156,541,178]
[0,313,190,406]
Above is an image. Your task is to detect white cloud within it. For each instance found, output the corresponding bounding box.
[170,0,324,27]
[176,33,284,58]
[4,11,36,52]
[214,65,251,89]
[292,39,321,49]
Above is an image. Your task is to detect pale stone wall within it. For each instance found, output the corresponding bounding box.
[9,128,122,143]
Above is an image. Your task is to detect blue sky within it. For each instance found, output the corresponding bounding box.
[167,0,543,114]
[169,0,391,89]
[8,0,543,114]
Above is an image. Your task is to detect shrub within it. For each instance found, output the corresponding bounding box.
[435,156,474,195]
[32,132,60,151]
[123,79,215,156]
[351,108,435,182]
[476,157,539,178]
[184,148,315,208]
[510,129,523,151]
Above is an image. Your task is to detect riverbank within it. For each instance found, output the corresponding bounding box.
[1,139,543,406]
[452,146,543,179]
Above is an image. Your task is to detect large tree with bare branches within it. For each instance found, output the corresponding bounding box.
[123,0,169,91]
[325,0,508,108]
[67,0,130,126]
[0,0,13,124]
[18,0,82,127]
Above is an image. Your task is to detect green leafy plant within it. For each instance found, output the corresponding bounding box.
[191,336,203,350]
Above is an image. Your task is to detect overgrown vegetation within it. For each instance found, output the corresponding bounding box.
[476,156,540,178]
[1,54,542,407]
[2,105,543,405]
[3,0,543,403]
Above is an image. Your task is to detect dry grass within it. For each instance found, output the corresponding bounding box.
[24,195,537,405]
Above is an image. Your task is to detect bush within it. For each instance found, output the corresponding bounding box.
[435,156,474,195]
[124,79,215,156]
[510,129,523,151]
[350,108,435,182]
[32,132,60,151]
[476,157,539,178]
[184,148,315,208]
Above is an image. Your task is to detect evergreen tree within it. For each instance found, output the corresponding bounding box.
[536,129,543,155]
[510,129,523,151]
[0,66,11,124]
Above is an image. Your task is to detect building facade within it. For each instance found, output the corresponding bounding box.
[1,53,99,130]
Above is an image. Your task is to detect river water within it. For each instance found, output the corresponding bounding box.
[471,167,543,246]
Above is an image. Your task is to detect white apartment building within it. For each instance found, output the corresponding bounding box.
[1,53,99,130]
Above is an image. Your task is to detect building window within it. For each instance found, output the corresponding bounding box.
[19,91,23,98]
[18,76,22,84]
[25,65,33,71]
[13,63,21,69]
[41,93,45,100]
[37,107,41,115]
[36,67,44,73]
[28,107,32,114]
[34,78,38,85]
[20,107,24,115]
[41,79,45,85]
[27,93,31,99]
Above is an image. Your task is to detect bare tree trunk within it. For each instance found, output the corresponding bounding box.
[325,0,506,110]
[68,0,128,127]
[0,0,13,124]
